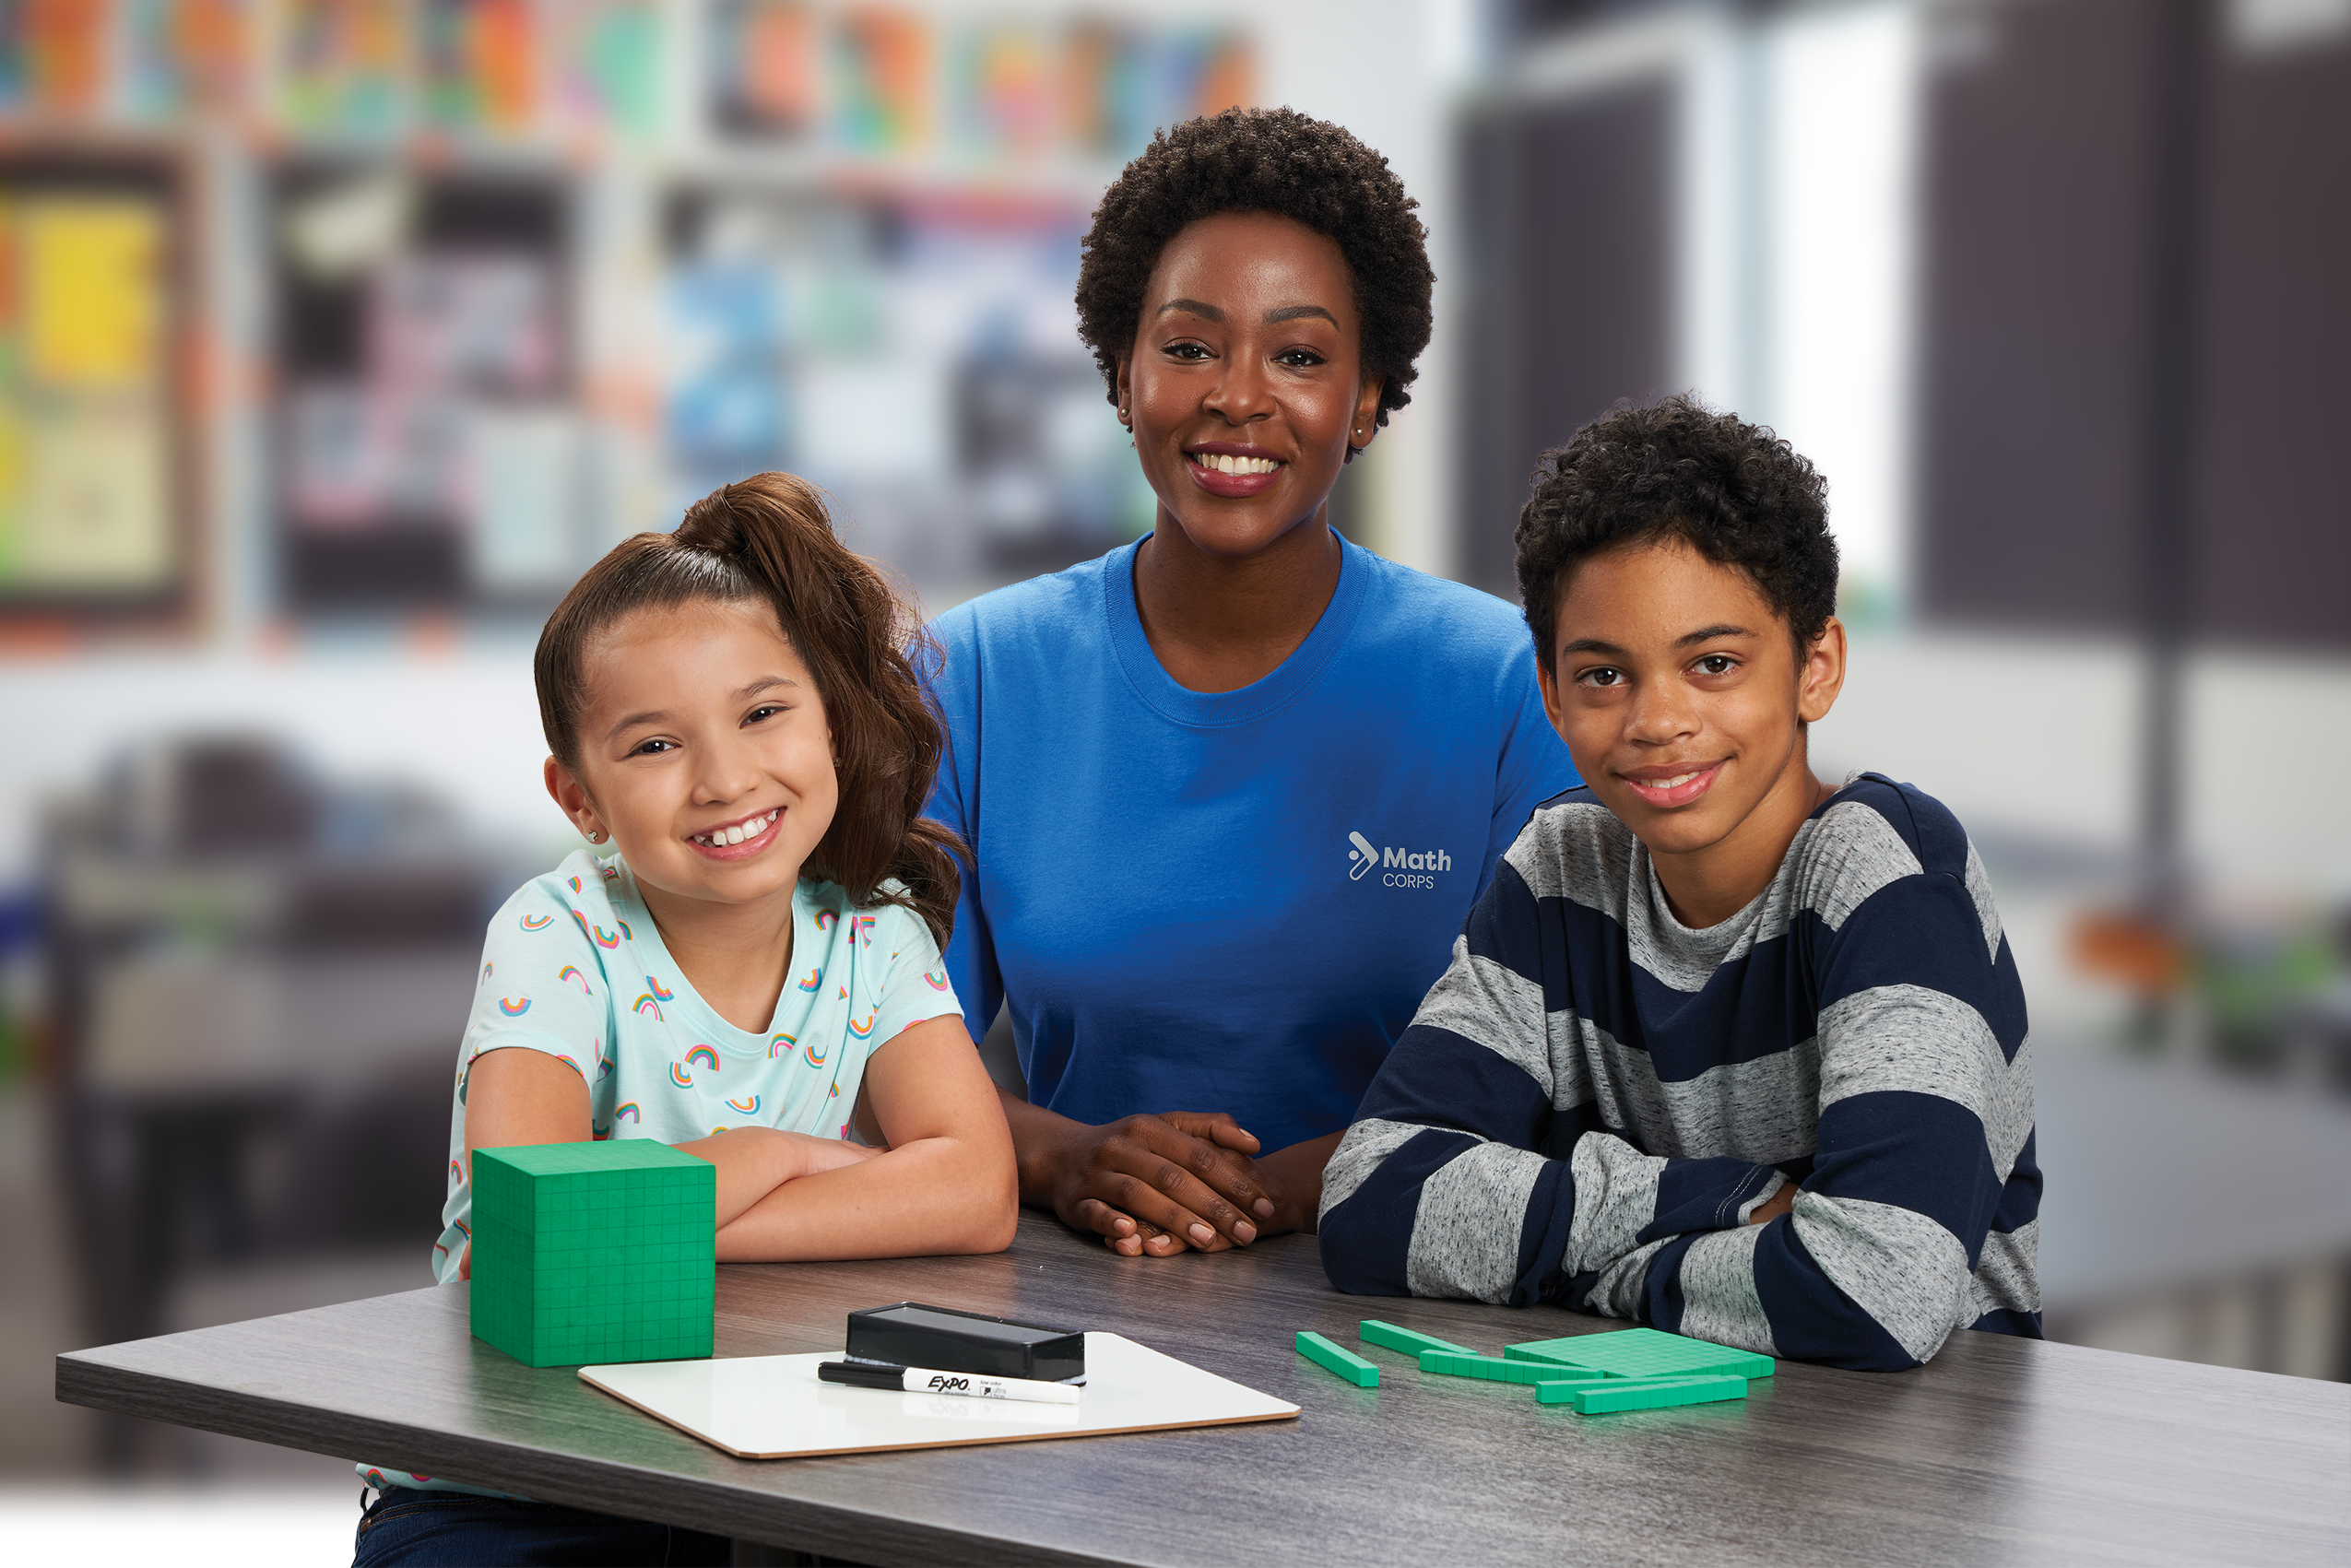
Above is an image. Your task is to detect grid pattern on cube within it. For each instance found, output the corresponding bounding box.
[1505,1328,1773,1381]
[469,1143,715,1368]
[488,1140,708,1178]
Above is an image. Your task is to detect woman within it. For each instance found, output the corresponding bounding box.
[925,109,1577,1256]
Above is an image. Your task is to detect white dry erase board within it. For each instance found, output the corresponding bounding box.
[579,1332,1298,1459]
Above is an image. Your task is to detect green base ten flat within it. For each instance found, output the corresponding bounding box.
[1554,1374,1749,1413]
[1358,1320,1478,1360]
[1506,1327,1774,1382]
[1297,1331,1380,1387]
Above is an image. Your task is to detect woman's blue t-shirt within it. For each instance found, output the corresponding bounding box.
[923,532,1579,1150]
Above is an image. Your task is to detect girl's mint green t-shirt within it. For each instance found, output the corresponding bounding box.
[366,851,963,1498]
[429,849,963,1283]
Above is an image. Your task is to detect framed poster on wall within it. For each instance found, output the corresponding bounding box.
[0,142,195,629]
[270,160,573,614]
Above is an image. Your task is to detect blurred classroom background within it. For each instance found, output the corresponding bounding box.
[0,0,2345,1551]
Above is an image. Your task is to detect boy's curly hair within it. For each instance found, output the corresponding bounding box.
[1515,395,1838,666]
[535,473,962,949]
[1076,107,1433,433]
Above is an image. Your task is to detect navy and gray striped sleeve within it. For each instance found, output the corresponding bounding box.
[1707,851,2034,1370]
[1317,855,1782,1307]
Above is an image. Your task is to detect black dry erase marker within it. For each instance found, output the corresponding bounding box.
[817,1360,1083,1407]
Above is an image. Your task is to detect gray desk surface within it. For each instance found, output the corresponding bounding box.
[57,1211,2351,1567]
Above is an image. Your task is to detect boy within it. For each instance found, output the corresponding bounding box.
[1317,396,2039,1370]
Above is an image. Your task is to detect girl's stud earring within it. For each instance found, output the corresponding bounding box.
[586,830,602,843]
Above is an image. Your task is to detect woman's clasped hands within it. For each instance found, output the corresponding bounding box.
[1027,1111,1309,1256]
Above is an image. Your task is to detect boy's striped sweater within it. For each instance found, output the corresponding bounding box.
[1317,773,2041,1372]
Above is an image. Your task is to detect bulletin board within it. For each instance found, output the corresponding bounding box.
[0,144,195,626]
[270,159,572,613]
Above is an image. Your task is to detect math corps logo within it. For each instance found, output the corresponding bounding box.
[1348,831,1452,888]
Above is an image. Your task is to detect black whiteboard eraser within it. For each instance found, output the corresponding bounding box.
[844,1302,1085,1382]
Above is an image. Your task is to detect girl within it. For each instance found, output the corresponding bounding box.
[356,473,1014,1567]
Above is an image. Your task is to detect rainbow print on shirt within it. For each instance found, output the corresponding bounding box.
[569,911,621,949]
[922,967,950,991]
[727,1095,760,1114]
[613,1102,641,1124]
[857,914,877,948]
[644,976,675,1001]
[499,996,531,1016]
[560,965,591,993]
[633,994,665,1021]
[617,919,634,942]
[797,968,821,992]
[847,1010,876,1039]
[815,909,839,932]
[568,876,583,892]
[670,1045,720,1086]
[448,1160,463,1186]
[803,1038,830,1068]
[521,914,553,931]
[769,1033,796,1058]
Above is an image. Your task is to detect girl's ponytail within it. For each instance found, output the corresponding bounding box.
[536,474,963,949]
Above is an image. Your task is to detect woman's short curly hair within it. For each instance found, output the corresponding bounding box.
[1515,395,1838,666]
[1076,107,1433,430]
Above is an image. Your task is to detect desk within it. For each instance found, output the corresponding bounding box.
[57,1211,2351,1566]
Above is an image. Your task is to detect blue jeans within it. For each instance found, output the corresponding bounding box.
[353,1485,733,1567]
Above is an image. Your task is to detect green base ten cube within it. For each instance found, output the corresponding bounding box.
[470,1141,716,1369]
